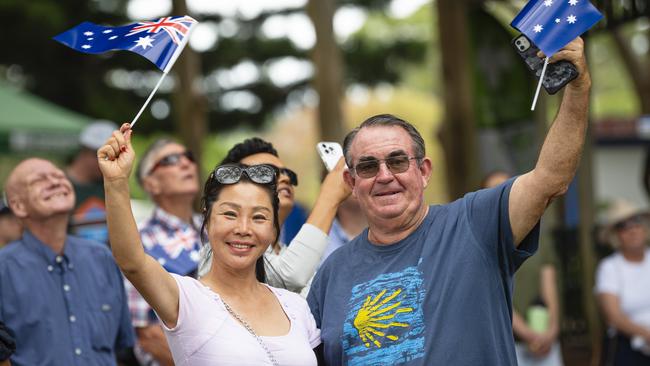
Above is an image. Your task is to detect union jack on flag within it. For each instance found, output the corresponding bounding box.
[53,16,197,72]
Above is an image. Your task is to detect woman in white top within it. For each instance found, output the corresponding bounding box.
[595,200,650,365]
[98,124,321,365]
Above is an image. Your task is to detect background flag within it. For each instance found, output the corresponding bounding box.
[511,0,602,56]
[53,16,197,73]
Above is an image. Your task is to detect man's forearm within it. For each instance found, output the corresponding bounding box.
[533,79,590,200]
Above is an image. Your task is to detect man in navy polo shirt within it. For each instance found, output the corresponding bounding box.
[0,158,133,366]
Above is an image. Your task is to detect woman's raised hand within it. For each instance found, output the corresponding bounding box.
[97,123,135,181]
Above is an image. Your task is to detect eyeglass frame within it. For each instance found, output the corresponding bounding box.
[148,150,195,175]
[351,154,423,179]
[613,215,645,232]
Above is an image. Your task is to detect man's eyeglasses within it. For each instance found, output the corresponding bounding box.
[213,164,277,185]
[149,151,195,175]
[277,167,298,186]
[352,155,422,179]
[613,215,644,232]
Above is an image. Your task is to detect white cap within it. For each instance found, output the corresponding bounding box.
[79,120,118,150]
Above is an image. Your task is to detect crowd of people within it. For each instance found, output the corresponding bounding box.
[0,36,649,366]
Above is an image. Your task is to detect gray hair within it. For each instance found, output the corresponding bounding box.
[342,114,426,169]
[136,138,178,187]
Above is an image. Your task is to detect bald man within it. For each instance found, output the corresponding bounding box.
[0,158,133,366]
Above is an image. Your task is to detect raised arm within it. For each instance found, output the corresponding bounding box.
[510,37,591,246]
[266,158,351,291]
[98,124,179,327]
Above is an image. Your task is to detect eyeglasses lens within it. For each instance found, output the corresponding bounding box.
[355,155,412,178]
[279,168,298,186]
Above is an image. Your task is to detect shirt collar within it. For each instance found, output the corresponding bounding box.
[152,206,201,232]
[22,230,74,266]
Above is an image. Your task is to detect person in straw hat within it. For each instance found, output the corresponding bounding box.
[595,199,650,365]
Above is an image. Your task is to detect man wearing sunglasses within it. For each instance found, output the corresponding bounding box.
[124,138,202,366]
[198,137,351,294]
[308,38,590,366]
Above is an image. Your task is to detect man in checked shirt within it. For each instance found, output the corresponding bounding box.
[124,138,203,366]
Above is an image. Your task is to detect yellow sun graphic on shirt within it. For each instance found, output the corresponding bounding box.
[352,288,413,348]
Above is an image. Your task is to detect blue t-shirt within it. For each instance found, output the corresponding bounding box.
[0,231,134,366]
[307,179,539,366]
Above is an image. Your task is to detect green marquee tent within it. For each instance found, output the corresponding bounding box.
[0,82,92,153]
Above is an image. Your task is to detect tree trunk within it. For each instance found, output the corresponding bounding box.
[436,0,479,200]
[611,27,650,113]
[306,0,346,143]
[171,0,207,178]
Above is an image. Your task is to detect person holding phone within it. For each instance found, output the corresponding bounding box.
[307,37,590,365]
[199,137,351,294]
[99,124,322,365]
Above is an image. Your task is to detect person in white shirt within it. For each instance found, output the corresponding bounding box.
[595,199,650,365]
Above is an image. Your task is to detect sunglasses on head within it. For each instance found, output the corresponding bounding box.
[212,164,277,185]
[353,154,422,179]
[149,150,195,175]
[614,215,644,231]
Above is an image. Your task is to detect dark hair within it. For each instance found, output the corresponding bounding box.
[220,137,278,165]
[342,114,426,169]
[199,164,281,283]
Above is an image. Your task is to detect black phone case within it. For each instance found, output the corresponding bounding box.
[512,35,578,95]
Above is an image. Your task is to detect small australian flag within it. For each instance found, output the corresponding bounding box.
[53,16,197,72]
[511,0,602,56]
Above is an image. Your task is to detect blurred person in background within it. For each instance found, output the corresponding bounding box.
[66,120,117,245]
[483,170,563,366]
[99,125,321,364]
[0,198,22,249]
[595,200,650,365]
[124,138,202,366]
[199,137,351,294]
[0,158,133,366]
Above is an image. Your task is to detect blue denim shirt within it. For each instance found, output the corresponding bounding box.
[0,231,134,366]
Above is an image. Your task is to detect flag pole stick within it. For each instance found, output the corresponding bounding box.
[130,71,168,128]
[130,17,197,128]
[531,57,549,111]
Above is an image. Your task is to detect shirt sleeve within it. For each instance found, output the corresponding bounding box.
[465,177,539,276]
[306,271,323,328]
[301,297,321,348]
[265,224,329,292]
[595,257,620,296]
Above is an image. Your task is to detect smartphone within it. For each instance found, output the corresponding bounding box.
[316,142,344,171]
[512,34,579,95]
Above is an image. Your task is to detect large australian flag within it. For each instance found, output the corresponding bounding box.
[54,16,197,72]
[511,0,602,56]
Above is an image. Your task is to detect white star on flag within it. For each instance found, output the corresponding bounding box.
[83,31,94,36]
[567,14,577,23]
[102,29,112,34]
[555,18,561,23]
[568,0,578,5]
[109,36,118,40]
[533,24,544,33]
[81,45,91,49]
[544,0,553,6]
[135,35,154,49]
[87,38,93,40]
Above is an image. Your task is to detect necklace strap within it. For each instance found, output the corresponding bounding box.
[221,299,280,366]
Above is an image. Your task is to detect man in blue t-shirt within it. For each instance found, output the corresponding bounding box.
[307,38,590,365]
